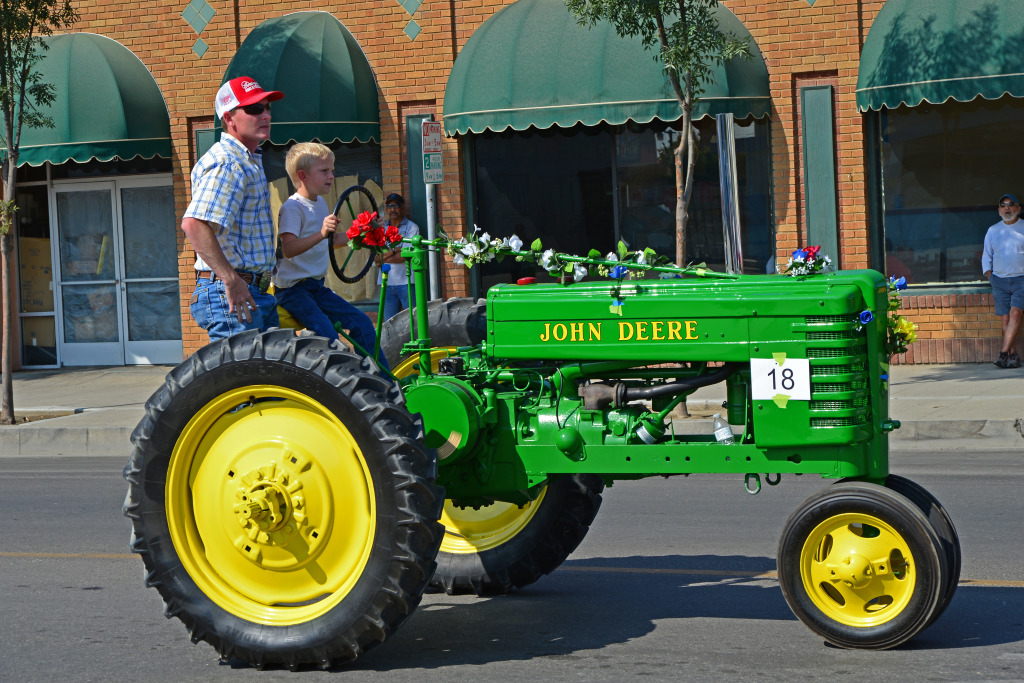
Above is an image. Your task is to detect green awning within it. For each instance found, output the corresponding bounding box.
[4,33,171,167]
[443,0,769,136]
[221,11,379,144]
[857,0,1024,111]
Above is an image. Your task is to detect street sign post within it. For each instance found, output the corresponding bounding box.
[421,120,442,298]
[422,121,443,184]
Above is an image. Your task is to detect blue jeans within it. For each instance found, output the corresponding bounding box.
[275,277,389,370]
[190,278,279,342]
[383,283,414,323]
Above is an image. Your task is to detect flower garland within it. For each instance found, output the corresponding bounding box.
[433,232,916,349]
[438,225,681,281]
[884,276,916,355]
[783,245,833,275]
[346,210,402,251]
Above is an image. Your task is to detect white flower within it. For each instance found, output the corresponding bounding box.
[540,249,556,270]
[605,252,618,262]
[509,235,523,252]
[462,241,481,258]
[636,250,647,266]
[472,224,481,234]
[452,252,465,266]
[479,231,491,245]
[573,263,587,282]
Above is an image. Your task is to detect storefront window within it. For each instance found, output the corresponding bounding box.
[262,140,382,187]
[472,118,773,290]
[879,97,1024,284]
[474,127,615,290]
[16,184,58,366]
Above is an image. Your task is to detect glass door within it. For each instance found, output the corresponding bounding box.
[53,177,182,366]
[119,180,182,364]
[54,183,123,366]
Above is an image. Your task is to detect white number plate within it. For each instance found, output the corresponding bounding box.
[750,357,811,402]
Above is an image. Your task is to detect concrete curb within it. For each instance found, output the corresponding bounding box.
[0,408,141,457]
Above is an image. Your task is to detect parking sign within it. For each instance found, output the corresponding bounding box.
[422,121,443,184]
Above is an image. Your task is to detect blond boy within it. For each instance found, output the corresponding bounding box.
[272,142,386,368]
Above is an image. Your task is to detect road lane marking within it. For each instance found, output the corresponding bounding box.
[3,554,1024,588]
[1,552,135,559]
[564,566,1024,588]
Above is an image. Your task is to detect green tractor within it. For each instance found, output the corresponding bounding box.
[123,191,958,669]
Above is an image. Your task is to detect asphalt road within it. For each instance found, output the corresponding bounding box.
[1,452,1022,682]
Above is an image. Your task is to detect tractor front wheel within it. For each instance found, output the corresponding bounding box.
[777,481,948,649]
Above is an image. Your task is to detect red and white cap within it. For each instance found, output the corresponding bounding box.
[215,77,284,119]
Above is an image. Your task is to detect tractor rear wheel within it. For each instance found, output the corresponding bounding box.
[777,481,948,649]
[431,474,604,595]
[382,298,604,595]
[122,330,443,669]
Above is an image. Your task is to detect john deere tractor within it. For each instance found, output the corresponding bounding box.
[123,188,958,669]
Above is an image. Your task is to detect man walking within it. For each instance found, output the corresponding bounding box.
[982,193,1024,368]
[182,76,284,341]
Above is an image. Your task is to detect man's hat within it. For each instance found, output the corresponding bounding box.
[215,77,284,119]
[385,192,405,205]
[999,193,1019,205]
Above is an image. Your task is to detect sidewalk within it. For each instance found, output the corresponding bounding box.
[2,362,1022,456]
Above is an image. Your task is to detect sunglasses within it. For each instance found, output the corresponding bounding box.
[238,102,271,115]
[1000,201,1018,208]
[385,204,401,209]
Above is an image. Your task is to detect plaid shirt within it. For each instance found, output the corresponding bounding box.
[185,133,276,273]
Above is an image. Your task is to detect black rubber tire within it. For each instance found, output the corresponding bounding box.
[329,185,377,284]
[778,481,947,649]
[122,330,444,669]
[379,296,487,366]
[381,297,602,596]
[881,475,960,624]
[432,474,604,596]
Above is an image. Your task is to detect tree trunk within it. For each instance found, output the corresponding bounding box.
[1,228,14,425]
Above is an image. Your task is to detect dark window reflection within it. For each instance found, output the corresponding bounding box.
[880,97,1024,284]
[471,118,773,292]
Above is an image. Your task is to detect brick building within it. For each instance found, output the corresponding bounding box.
[2,0,1016,368]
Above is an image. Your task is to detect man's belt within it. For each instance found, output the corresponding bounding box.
[196,269,271,293]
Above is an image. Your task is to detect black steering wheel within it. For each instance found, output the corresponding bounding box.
[329,184,378,284]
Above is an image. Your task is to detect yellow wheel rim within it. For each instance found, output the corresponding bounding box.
[392,348,456,380]
[393,346,542,554]
[439,491,546,554]
[165,384,375,626]
[799,513,916,628]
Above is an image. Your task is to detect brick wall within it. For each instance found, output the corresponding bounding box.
[893,293,1009,365]
[8,0,997,364]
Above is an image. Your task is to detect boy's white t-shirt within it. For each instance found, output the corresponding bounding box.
[273,193,330,288]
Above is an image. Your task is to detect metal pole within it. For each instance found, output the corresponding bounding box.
[425,181,439,300]
[716,113,744,275]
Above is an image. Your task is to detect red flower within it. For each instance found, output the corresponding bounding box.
[384,226,401,245]
[363,227,385,247]
[804,245,821,258]
[353,210,376,228]
[346,224,362,239]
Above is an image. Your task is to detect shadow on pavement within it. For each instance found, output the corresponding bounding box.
[312,554,1021,672]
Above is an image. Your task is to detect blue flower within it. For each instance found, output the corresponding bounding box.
[889,275,907,290]
[859,310,874,325]
[792,249,808,261]
[609,265,628,279]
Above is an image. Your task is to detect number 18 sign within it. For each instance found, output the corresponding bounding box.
[750,356,811,402]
